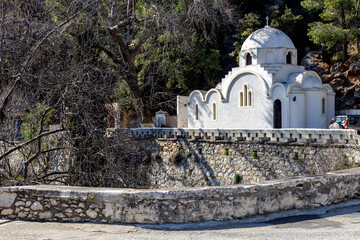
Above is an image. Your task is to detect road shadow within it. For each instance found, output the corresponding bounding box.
[136,199,360,231]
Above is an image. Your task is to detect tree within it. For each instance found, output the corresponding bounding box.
[271,6,303,39]
[91,0,233,123]
[230,13,262,62]
[301,0,360,60]
[0,0,233,187]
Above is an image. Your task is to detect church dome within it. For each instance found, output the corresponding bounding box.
[241,26,295,51]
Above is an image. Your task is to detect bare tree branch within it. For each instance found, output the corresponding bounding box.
[0,128,65,161]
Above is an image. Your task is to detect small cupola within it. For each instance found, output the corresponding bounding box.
[239,26,297,67]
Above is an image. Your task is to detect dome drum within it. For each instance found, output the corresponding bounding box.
[239,26,297,67]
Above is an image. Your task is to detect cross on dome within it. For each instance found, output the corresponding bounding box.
[266,16,269,27]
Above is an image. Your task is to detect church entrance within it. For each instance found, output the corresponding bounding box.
[273,99,282,128]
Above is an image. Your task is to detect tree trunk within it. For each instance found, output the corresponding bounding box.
[124,65,152,124]
[340,4,348,61]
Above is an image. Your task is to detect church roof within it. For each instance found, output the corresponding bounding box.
[241,26,295,51]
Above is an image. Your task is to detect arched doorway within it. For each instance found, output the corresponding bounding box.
[273,99,282,128]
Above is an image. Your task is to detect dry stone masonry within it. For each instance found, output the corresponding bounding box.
[1,168,360,223]
[113,128,360,188]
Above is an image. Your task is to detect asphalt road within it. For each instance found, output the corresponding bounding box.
[1,200,360,240]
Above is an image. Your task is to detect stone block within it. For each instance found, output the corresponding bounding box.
[15,201,25,206]
[18,212,28,218]
[1,209,14,216]
[0,193,17,208]
[86,209,97,219]
[31,201,43,211]
[39,211,53,219]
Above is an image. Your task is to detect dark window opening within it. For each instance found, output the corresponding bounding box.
[273,99,282,129]
[246,53,252,65]
[286,52,292,64]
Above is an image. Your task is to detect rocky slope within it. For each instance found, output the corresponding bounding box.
[302,52,360,111]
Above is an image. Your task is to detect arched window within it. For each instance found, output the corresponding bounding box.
[240,92,244,107]
[244,85,248,106]
[322,98,326,114]
[246,53,252,65]
[248,92,252,106]
[240,85,253,108]
[286,52,292,64]
[212,103,216,120]
[195,104,199,120]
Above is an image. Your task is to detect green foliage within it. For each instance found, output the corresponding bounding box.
[301,0,360,57]
[231,13,262,62]
[135,31,222,94]
[251,151,258,158]
[272,6,303,38]
[333,159,360,171]
[22,104,55,140]
[233,173,242,184]
[308,22,350,49]
[294,152,299,161]
[332,53,344,61]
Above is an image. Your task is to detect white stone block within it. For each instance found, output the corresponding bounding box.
[0,193,17,208]
[30,201,43,211]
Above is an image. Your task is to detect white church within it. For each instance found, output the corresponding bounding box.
[177,25,335,129]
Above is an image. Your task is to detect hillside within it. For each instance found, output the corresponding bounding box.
[302,52,360,111]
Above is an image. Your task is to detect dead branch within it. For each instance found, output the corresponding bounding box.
[0,128,65,161]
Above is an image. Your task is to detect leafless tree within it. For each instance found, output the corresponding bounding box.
[0,0,233,187]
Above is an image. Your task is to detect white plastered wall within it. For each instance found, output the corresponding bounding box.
[188,73,273,128]
[289,92,306,128]
[177,95,189,128]
[271,85,289,128]
[327,93,335,125]
[305,90,328,128]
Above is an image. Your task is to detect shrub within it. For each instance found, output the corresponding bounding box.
[170,151,184,165]
[234,173,242,184]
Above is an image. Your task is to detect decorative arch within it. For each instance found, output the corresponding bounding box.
[287,71,334,95]
[323,84,335,93]
[225,71,270,100]
[188,90,206,102]
[269,83,288,97]
[265,51,275,63]
[204,88,225,103]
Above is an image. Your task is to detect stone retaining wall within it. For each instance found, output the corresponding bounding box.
[125,128,359,145]
[140,139,360,188]
[1,168,360,223]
